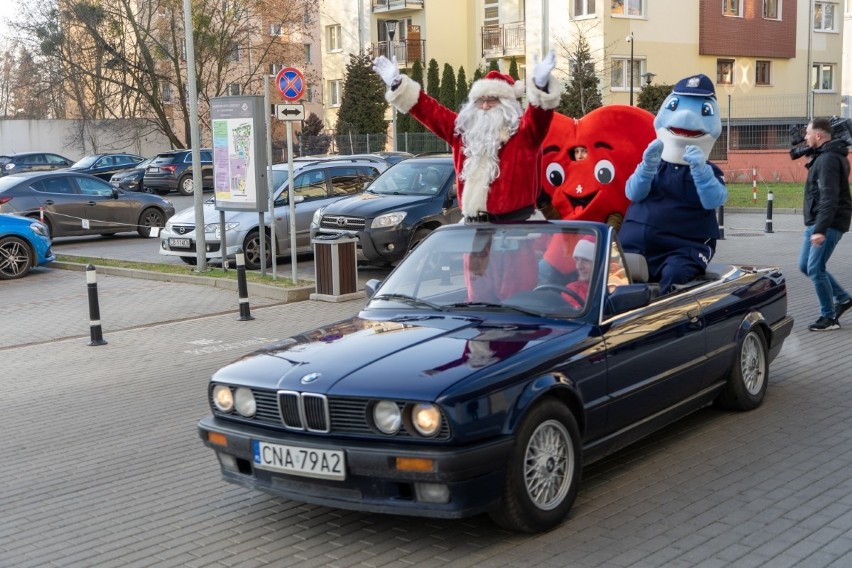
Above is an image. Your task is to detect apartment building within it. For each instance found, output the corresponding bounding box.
[844,0,851,117]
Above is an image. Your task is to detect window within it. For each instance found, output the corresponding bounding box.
[611,0,644,16]
[269,63,284,76]
[329,167,364,197]
[716,59,735,85]
[763,0,780,19]
[33,177,74,194]
[755,60,771,85]
[304,87,314,103]
[814,2,837,31]
[227,83,242,96]
[723,0,742,16]
[812,63,835,91]
[76,177,113,197]
[304,43,312,64]
[328,80,342,106]
[326,25,342,51]
[610,58,643,90]
[573,0,596,17]
[162,84,173,103]
[269,23,282,36]
[484,0,499,25]
[293,170,328,200]
[228,45,241,62]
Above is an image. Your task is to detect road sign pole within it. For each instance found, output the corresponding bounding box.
[287,121,297,284]
[265,75,277,279]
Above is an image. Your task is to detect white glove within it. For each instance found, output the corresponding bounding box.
[532,50,556,89]
[372,56,400,88]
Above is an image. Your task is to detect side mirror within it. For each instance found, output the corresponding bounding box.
[365,278,382,300]
[293,195,305,204]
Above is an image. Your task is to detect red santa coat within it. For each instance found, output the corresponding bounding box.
[386,74,561,218]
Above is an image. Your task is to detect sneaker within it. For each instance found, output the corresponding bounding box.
[835,299,852,321]
[808,316,840,331]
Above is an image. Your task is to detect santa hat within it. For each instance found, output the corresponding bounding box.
[573,238,596,262]
[468,70,525,102]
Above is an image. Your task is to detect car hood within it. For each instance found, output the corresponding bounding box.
[210,314,580,400]
[322,192,434,217]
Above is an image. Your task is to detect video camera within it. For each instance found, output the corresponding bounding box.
[789,116,852,160]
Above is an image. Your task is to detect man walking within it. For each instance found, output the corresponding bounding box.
[800,117,852,331]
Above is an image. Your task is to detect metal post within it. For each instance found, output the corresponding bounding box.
[717,206,725,240]
[235,250,255,321]
[752,167,757,203]
[628,32,634,106]
[86,265,107,346]
[287,120,297,284]
[765,190,774,233]
[265,75,277,280]
[183,0,206,271]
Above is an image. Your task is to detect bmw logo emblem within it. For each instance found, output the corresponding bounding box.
[300,372,321,385]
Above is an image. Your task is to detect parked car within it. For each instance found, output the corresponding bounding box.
[108,157,156,192]
[295,153,412,166]
[371,151,414,165]
[0,152,74,177]
[159,158,388,269]
[311,154,459,266]
[198,220,794,533]
[143,149,214,196]
[0,171,175,238]
[0,213,54,279]
[66,153,145,181]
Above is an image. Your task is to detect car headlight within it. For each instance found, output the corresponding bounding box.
[311,207,326,228]
[29,222,49,237]
[203,222,239,233]
[373,400,402,434]
[371,211,406,229]
[411,403,442,437]
[4,163,14,171]
[212,384,234,413]
[234,387,256,417]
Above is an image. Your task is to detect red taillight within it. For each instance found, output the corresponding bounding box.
[162,165,177,173]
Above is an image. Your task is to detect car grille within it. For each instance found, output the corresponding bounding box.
[171,224,195,235]
[227,388,450,439]
[320,215,366,231]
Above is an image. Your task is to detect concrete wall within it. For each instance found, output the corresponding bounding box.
[0,119,172,161]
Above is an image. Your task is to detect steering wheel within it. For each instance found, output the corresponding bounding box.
[533,284,585,306]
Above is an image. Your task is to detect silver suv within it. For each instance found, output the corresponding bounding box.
[158,158,387,269]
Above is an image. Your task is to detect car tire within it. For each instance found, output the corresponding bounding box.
[180,256,197,265]
[716,328,768,411]
[178,175,194,196]
[489,398,581,533]
[0,236,34,280]
[137,208,165,238]
[410,227,431,251]
[243,230,271,271]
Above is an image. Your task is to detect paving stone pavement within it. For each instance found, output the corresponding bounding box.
[4,212,852,568]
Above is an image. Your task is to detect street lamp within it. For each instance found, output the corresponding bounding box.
[626,32,634,105]
[642,72,656,87]
[385,20,399,151]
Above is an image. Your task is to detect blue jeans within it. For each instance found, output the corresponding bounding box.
[799,225,850,318]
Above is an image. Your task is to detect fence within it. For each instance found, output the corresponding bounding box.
[284,132,450,159]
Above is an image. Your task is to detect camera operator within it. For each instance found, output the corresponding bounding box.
[799,117,852,331]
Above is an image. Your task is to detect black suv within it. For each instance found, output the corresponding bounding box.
[0,152,74,176]
[144,149,213,196]
[311,154,459,266]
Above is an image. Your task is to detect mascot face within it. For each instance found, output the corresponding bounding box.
[541,106,656,222]
[654,93,721,165]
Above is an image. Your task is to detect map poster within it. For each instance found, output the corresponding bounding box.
[210,96,268,212]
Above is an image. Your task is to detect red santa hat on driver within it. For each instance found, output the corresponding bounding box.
[468,71,525,102]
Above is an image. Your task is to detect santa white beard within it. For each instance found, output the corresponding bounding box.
[455,99,521,217]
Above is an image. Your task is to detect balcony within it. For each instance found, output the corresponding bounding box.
[371,0,424,14]
[481,22,525,58]
[371,39,426,66]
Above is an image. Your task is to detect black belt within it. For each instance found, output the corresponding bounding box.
[465,205,534,223]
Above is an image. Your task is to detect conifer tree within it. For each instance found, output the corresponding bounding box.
[456,66,469,110]
[335,52,388,138]
[408,59,425,133]
[487,60,500,72]
[439,63,456,110]
[426,58,440,100]
[472,66,485,83]
[557,33,602,117]
[508,57,520,81]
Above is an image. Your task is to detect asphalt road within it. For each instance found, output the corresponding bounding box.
[6,211,852,567]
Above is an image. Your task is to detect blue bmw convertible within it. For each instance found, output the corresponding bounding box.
[198,220,793,533]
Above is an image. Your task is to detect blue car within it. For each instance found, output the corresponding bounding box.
[198,221,793,533]
[0,213,54,279]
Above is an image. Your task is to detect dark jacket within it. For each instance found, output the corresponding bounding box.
[804,138,852,234]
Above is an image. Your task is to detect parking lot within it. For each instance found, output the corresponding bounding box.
[4,212,852,567]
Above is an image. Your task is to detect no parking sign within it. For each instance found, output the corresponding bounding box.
[274,67,305,101]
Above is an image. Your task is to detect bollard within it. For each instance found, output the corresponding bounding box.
[765,190,774,233]
[717,205,725,240]
[86,265,108,346]
[752,168,757,203]
[235,250,255,321]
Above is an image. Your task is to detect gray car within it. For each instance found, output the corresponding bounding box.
[158,158,387,269]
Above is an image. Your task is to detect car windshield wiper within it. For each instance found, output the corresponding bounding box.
[372,293,441,310]
[444,301,543,317]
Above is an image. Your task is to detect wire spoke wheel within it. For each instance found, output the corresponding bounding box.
[739,332,766,395]
[524,419,573,510]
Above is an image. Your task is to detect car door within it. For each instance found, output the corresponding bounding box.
[602,290,706,436]
[273,169,328,251]
[74,175,133,233]
[29,176,87,236]
[200,150,214,188]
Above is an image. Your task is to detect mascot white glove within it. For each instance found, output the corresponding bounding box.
[372,56,400,88]
[532,50,556,89]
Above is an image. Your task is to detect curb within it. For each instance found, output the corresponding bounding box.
[51,261,315,302]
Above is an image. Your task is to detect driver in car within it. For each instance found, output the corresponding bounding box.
[562,238,595,308]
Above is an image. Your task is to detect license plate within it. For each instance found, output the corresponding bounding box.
[148,166,159,173]
[252,440,345,480]
[168,238,191,248]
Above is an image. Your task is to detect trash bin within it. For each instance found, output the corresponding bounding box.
[310,235,365,302]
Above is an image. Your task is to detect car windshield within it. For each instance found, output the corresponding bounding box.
[366,161,453,196]
[369,223,607,318]
[72,156,99,168]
